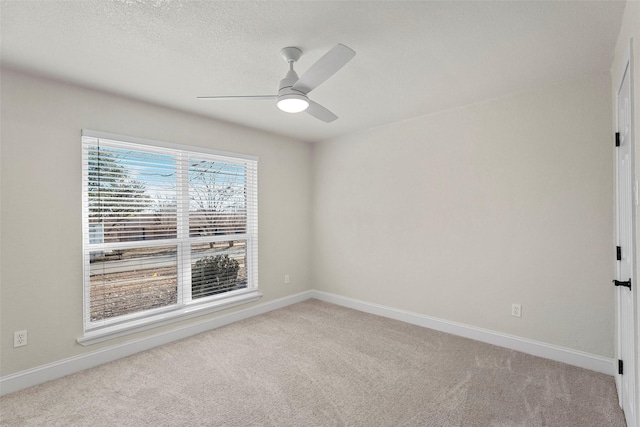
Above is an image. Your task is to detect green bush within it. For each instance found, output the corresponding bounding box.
[191,254,240,298]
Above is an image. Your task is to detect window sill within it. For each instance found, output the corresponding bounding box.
[77,289,263,346]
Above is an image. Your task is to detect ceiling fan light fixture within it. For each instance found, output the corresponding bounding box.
[277,94,309,113]
[199,44,355,122]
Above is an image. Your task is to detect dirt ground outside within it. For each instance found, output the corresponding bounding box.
[89,242,247,322]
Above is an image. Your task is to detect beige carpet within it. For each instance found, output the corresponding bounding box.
[0,299,627,426]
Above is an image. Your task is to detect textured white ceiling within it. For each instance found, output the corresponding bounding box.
[0,0,626,142]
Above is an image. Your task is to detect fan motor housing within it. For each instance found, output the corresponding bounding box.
[278,70,307,99]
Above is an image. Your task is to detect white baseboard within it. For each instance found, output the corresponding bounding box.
[309,291,615,376]
[0,291,313,396]
[1,289,615,396]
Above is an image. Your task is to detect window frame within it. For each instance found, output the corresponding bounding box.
[79,129,260,345]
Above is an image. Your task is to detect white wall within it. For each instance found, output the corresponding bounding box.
[312,73,615,357]
[0,68,313,376]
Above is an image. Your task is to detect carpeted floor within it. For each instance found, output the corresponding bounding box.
[0,299,627,426]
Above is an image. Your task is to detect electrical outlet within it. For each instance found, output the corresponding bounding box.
[14,330,28,347]
[511,304,522,318]
[284,274,290,284]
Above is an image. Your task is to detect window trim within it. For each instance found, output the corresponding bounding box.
[81,130,259,162]
[77,289,262,346]
[79,129,260,345]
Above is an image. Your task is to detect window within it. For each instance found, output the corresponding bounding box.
[80,130,259,344]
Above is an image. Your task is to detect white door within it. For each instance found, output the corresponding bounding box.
[616,59,637,427]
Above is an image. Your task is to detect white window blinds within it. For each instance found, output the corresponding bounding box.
[81,131,258,340]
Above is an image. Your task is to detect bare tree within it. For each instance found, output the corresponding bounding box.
[88,148,151,242]
[189,160,246,248]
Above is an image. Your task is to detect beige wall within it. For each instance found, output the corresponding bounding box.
[312,73,615,357]
[0,68,313,376]
[0,57,620,376]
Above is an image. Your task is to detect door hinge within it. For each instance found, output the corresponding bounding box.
[616,132,620,147]
[619,359,624,375]
[617,246,622,261]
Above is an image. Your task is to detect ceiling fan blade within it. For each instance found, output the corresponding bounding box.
[292,44,355,94]
[197,95,277,100]
[306,100,338,123]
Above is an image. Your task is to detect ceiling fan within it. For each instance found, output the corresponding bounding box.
[198,44,356,123]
